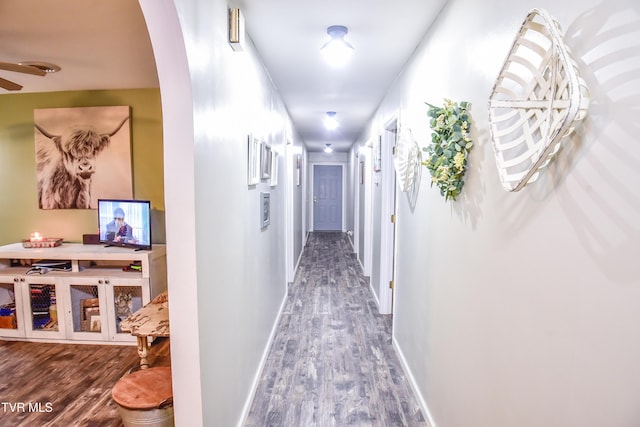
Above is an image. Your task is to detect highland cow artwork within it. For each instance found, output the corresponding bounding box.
[34,106,133,209]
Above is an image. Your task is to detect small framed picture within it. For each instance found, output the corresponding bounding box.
[90,315,102,332]
[373,135,382,172]
[260,192,270,229]
[269,150,278,187]
[261,143,272,180]
[247,135,261,185]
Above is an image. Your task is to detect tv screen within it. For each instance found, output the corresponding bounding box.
[98,199,152,250]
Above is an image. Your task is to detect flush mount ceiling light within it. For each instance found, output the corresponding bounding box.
[324,144,333,153]
[320,25,354,66]
[323,111,339,130]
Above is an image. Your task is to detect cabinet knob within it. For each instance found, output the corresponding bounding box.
[104,279,110,284]
[20,278,25,282]
[13,277,18,282]
[98,280,103,284]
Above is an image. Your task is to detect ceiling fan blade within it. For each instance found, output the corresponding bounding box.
[0,76,23,91]
[0,62,46,76]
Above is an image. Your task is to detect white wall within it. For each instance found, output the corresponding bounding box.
[141,0,306,425]
[346,150,356,241]
[358,0,640,426]
[290,145,307,276]
[356,146,373,275]
[355,101,402,303]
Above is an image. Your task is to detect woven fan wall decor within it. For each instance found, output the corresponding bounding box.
[488,8,590,192]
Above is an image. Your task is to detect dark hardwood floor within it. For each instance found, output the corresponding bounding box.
[245,232,427,427]
[0,337,170,427]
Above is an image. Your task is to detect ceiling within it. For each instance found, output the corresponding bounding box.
[0,0,447,153]
[0,1,158,94]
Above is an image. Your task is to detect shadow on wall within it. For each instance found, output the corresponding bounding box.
[499,1,640,282]
[451,118,488,230]
[559,0,640,283]
[151,208,166,244]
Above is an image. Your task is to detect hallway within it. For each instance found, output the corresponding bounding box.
[245,232,426,427]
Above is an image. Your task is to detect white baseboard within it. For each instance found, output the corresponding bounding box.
[392,335,437,427]
[238,232,308,426]
[292,233,306,278]
[369,280,381,311]
[237,288,288,427]
[294,249,303,275]
[346,231,355,250]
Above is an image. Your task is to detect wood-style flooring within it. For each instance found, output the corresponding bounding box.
[1,233,425,426]
[245,232,427,427]
[0,337,170,427]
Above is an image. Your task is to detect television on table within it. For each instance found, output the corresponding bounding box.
[98,199,152,250]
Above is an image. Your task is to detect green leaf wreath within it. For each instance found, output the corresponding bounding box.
[422,99,473,201]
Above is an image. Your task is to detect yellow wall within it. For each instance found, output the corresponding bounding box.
[0,89,164,245]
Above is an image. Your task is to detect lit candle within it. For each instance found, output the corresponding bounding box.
[30,232,43,242]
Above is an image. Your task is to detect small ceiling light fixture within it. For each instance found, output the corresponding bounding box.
[320,25,354,66]
[324,144,333,153]
[323,111,339,130]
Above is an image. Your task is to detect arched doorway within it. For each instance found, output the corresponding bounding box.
[138,1,202,425]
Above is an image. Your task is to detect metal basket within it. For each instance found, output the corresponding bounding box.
[488,8,590,192]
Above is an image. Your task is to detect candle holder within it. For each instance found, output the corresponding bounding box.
[22,233,63,248]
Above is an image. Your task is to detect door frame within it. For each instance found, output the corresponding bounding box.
[362,146,373,277]
[284,142,295,283]
[352,149,361,258]
[378,116,398,315]
[309,163,346,232]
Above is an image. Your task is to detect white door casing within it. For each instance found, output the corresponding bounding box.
[378,117,398,315]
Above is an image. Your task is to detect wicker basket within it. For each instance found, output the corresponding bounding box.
[488,8,590,192]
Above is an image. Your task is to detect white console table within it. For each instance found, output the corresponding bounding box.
[0,243,166,345]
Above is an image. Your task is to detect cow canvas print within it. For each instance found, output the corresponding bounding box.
[34,106,133,209]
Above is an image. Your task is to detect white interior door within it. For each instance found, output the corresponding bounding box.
[379,120,398,314]
[313,165,343,231]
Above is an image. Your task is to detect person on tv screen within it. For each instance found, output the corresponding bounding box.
[105,207,134,243]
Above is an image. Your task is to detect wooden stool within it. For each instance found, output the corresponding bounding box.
[112,366,174,427]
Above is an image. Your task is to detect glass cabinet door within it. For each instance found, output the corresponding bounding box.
[66,283,108,341]
[24,277,65,339]
[106,283,144,341]
[29,284,57,331]
[0,279,25,337]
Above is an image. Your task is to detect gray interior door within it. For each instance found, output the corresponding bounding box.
[313,165,342,231]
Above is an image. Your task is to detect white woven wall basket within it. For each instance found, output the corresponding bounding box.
[488,8,590,192]
[393,126,422,208]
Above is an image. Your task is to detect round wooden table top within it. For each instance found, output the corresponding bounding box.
[112,366,172,410]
